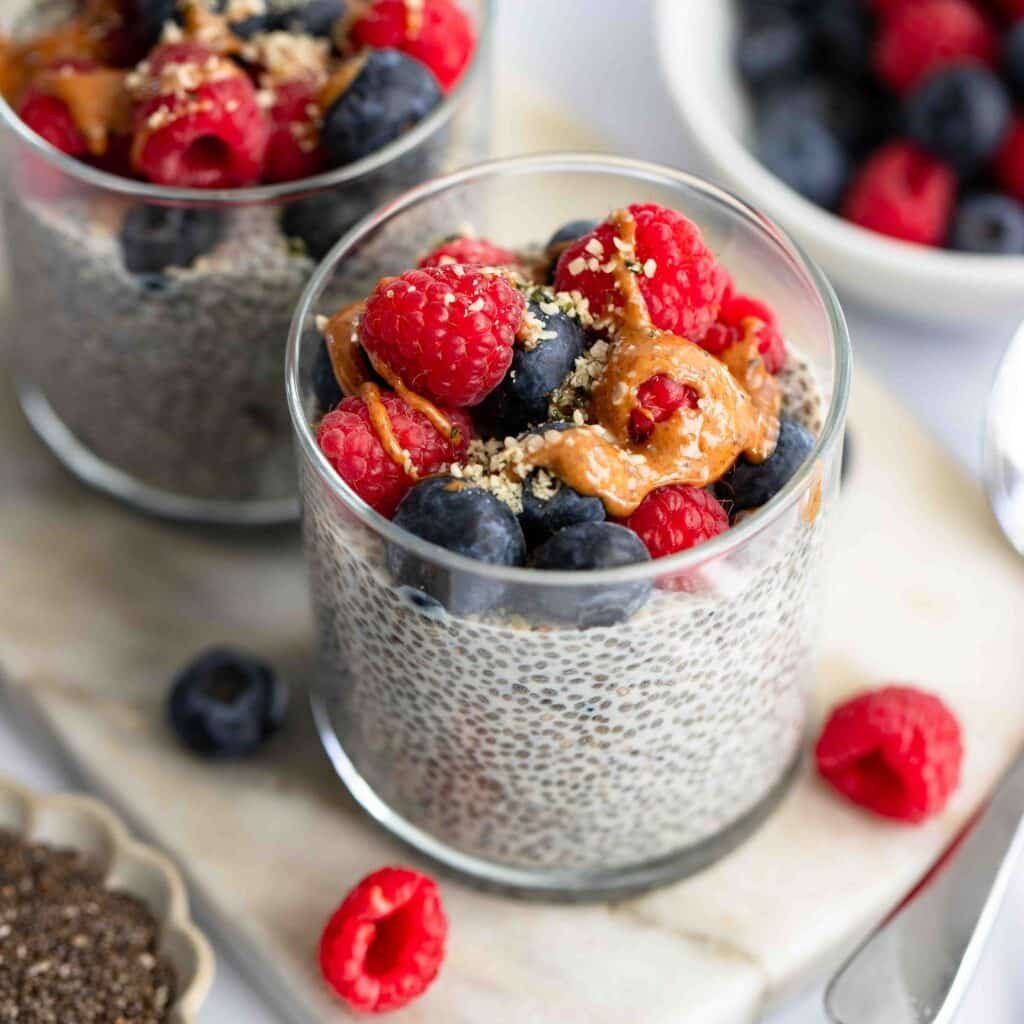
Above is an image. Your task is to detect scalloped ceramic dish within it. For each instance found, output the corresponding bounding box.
[0,779,214,1023]
[656,0,1024,323]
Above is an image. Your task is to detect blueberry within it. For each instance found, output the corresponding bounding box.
[520,471,606,545]
[736,12,813,89]
[388,476,526,614]
[948,193,1024,255]
[312,339,344,411]
[813,0,876,76]
[1004,21,1024,103]
[716,418,815,513]
[757,105,850,209]
[120,205,225,275]
[131,0,177,49]
[546,219,599,256]
[168,648,288,758]
[904,67,1011,176]
[282,184,375,259]
[278,0,347,36]
[478,303,589,436]
[321,49,442,167]
[528,523,652,628]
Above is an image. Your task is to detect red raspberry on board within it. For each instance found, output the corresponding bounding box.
[628,374,699,444]
[873,0,998,94]
[350,0,476,92]
[994,116,1024,204]
[842,141,956,246]
[815,686,963,823]
[554,203,726,342]
[418,235,520,270]
[18,89,89,156]
[132,43,269,188]
[319,867,447,1014]
[624,485,729,559]
[263,78,325,184]
[360,266,525,408]
[317,391,471,517]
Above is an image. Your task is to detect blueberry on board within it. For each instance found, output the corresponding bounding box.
[312,339,344,411]
[321,49,443,167]
[948,194,1024,255]
[120,205,225,275]
[1004,21,1024,103]
[716,418,815,513]
[904,67,1011,176]
[757,105,850,209]
[388,476,527,615]
[478,303,589,436]
[736,12,813,90]
[813,0,876,77]
[528,523,652,629]
[168,648,288,758]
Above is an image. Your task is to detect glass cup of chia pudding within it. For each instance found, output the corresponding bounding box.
[288,154,852,898]
[0,0,492,523]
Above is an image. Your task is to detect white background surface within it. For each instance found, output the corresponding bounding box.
[2,1,1022,1021]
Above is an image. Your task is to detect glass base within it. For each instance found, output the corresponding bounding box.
[312,685,805,902]
[17,381,299,526]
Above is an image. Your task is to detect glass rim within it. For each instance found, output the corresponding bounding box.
[286,153,853,588]
[0,0,493,206]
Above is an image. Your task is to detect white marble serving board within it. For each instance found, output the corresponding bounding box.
[2,83,1024,1024]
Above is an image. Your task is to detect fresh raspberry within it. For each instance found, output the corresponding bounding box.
[873,0,998,93]
[319,867,447,1014]
[360,266,525,408]
[418,236,519,270]
[554,204,725,342]
[815,686,963,823]
[350,0,476,92]
[842,142,956,246]
[717,291,788,375]
[994,116,1024,204]
[317,391,471,517]
[628,374,699,444]
[263,78,326,184]
[994,0,1024,19]
[624,485,729,559]
[18,89,89,156]
[132,44,269,188]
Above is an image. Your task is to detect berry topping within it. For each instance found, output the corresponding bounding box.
[282,189,370,260]
[528,523,652,628]
[119,204,225,275]
[351,0,476,92]
[995,0,1024,20]
[312,338,345,411]
[700,289,788,376]
[18,89,89,157]
[168,648,288,758]
[841,141,956,246]
[554,203,726,341]
[418,236,519,270]
[1006,21,1024,102]
[319,867,447,1014]
[736,10,813,89]
[874,0,998,95]
[271,0,347,38]
[815,686,963,823]
[904,66,1011,176]
[388,476,527,612]
[360,266,525,408]
[131,0,179,50]
[132,45,269,188]
[263,78,326,184]
[317,392,471,517]
[815,0,876,77]
[320,48,442,166]
[716,417,815,514]
[624,485,729,559]
[546,218,600,256]
[949,193,1024,253]
[479,303,590,436]
[520,470,607,545]
[994,116,1024,203]
[628,374,699,444]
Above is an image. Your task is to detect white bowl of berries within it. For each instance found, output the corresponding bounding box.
[656,0,1024,323]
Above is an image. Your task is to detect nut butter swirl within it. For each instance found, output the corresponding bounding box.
[521,209,781,518]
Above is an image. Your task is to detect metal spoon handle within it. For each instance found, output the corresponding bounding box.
[826,749,1024,1024]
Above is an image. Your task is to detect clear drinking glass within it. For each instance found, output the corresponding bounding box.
[288,155,852,898]
[0,0,493,524]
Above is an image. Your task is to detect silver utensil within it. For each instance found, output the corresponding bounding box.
[825,748,1024,1023]
[984,321,1024,556]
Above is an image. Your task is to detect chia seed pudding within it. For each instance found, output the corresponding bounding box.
[291,172,849,895]
[0,0,489,520]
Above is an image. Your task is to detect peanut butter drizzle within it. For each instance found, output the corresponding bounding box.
[36,65,130,155]
[361,381,418,479]
[404,0,425,39]
[522,209,781,518]
[317,53,367,111]
[369,356,460,444]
